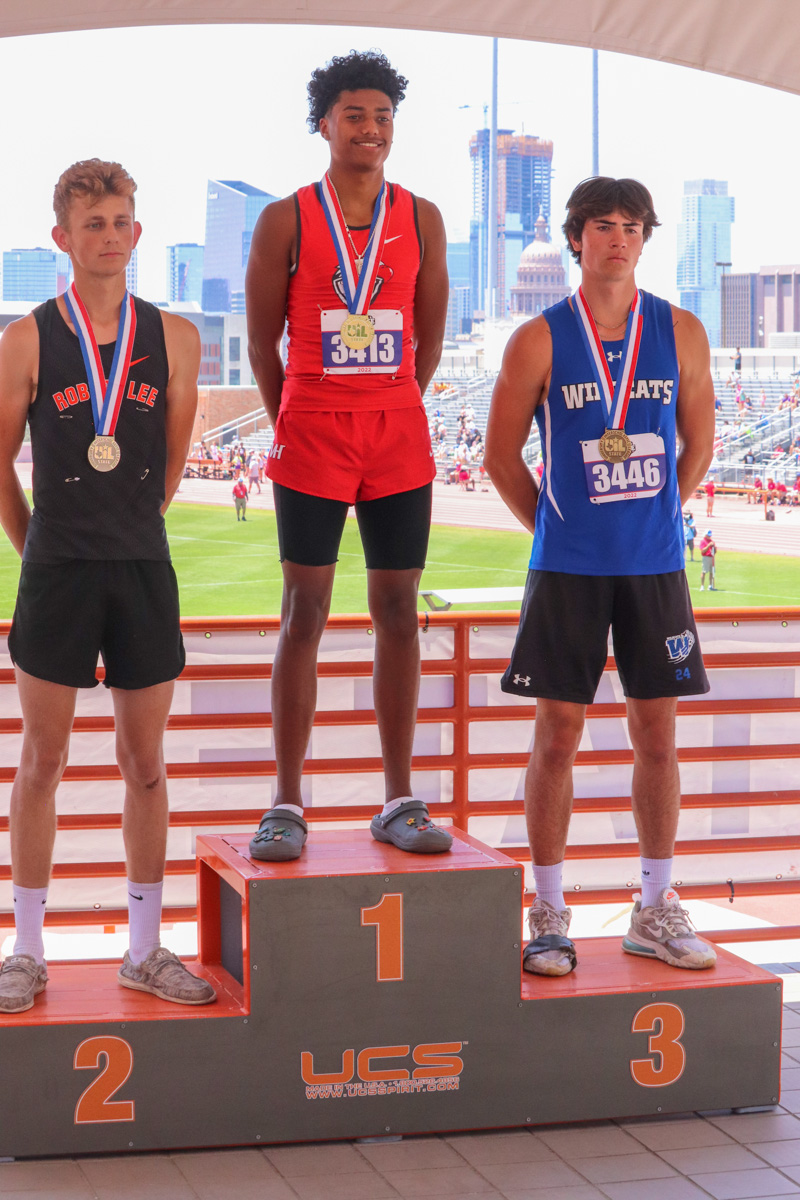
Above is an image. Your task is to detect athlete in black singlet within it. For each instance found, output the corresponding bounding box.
[0,159,214,1013]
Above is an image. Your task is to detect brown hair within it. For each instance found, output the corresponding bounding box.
[563,177,660,263]
[53,159,137,228]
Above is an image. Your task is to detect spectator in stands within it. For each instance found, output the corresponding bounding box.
[683,510,697,561]
[777,480,788,503]
[714,395,722,413]
[732,347,742,374]
[767,477,777,504]
[699,531,717,591]
[705,478,715,517]
[232,474,248,521]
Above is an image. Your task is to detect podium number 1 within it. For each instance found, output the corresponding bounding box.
[630,1003,686,1087]
[361,893,404,981]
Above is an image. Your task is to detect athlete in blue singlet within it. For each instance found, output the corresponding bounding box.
[485,177,717,978]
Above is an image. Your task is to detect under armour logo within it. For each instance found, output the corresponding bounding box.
[513,674,531,687]
[607,350,622,363]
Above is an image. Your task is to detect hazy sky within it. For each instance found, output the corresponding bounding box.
[0,22,798,304]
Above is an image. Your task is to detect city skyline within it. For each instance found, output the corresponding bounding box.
[0,23,798,312]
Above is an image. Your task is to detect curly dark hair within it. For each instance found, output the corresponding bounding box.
[307,50,408,133]
[563,177,661,263]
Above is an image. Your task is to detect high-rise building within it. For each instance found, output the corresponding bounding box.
[445,287,471,339]
[446,242,470,289]
[125,248,138,296]
[202,180,276,312]
[2,248,71,302]
[721,273,758,348]
[677,179,735,348]
[167,243,204,304]
[469,129,553,317]
[510,213,570,317]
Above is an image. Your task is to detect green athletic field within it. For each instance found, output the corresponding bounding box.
[0,501,796,617]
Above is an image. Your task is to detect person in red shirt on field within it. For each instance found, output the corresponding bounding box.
[232,475,248,521]
[245,51,451,861]
[705,477,715,516]
[699,531,717,591]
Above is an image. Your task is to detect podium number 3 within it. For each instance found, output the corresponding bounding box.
[74,1036,135,1124]
[361,893,404,981]
[630,1002,686,1087]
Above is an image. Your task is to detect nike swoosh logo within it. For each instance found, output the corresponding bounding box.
[129,893,144,901]
[129,356,150,367]
[384,235,402,244]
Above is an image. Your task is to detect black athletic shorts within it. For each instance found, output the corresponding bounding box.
[273,481,432,570]
[501,569,709,703]
[9,560,185,690]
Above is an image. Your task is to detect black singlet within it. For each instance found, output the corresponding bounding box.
[24,297,170,563]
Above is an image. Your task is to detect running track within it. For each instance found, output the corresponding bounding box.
[18,461,798,557]
[173,474,800,557]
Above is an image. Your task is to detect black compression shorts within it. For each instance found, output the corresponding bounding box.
[9,560,185,690]
[501,569,709,703]
[273,482,431,570]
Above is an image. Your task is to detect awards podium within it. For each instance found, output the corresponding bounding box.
[0,827,781,1158]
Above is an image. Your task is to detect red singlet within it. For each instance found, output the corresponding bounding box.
[281,181,422,412]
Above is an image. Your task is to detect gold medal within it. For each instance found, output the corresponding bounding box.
[598,429,633,463]
[88,435,121,472]
[340,313,375,350]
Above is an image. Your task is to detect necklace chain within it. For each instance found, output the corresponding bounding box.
[327,175,378,274]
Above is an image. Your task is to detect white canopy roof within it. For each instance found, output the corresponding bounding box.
[4,0,800,96]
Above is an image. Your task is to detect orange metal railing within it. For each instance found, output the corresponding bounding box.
[0,608,799,945]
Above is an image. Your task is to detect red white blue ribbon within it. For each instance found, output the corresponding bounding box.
[64,283,137,437]
[319,173,390,316]
[572,287,643,430]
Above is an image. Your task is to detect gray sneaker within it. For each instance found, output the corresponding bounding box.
[0,954,48,1013]
[623,888,717,969]
[118,948,216,1005]
[522,898,576,976]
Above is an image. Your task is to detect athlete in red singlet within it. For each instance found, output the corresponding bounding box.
[245,50,451,861]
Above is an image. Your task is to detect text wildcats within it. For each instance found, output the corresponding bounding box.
[562,379,674,409]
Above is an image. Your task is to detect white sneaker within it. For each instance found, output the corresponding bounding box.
[699,585,705,590]
[623,888,716,969]
[522,898,576,976]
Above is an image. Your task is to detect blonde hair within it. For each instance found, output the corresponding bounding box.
[53,159,137,228]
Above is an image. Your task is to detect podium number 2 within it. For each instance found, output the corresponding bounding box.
[74,1036,135,1123]
[630,1003,686,1087]
[361,893,404,981]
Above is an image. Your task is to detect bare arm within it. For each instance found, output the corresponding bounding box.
[413,198,449,399]
[245,197,295,426]
[673,305,715,504]
[484,317,551,537]
[0,317,38,556]
[161,312,200,513]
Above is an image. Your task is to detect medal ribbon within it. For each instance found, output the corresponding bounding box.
[319,174,390,315]
[573,287,643,430]
[64,284,137,437]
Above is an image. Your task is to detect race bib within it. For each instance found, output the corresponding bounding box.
[321,309,403,375]
[581,432,667,504]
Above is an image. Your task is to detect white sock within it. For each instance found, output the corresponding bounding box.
[640,858,673,908]
[272,803,304,819]
[127,880,163,965]
[12,884,48,963]
[532,862,565,911]
[382,796,412,818]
